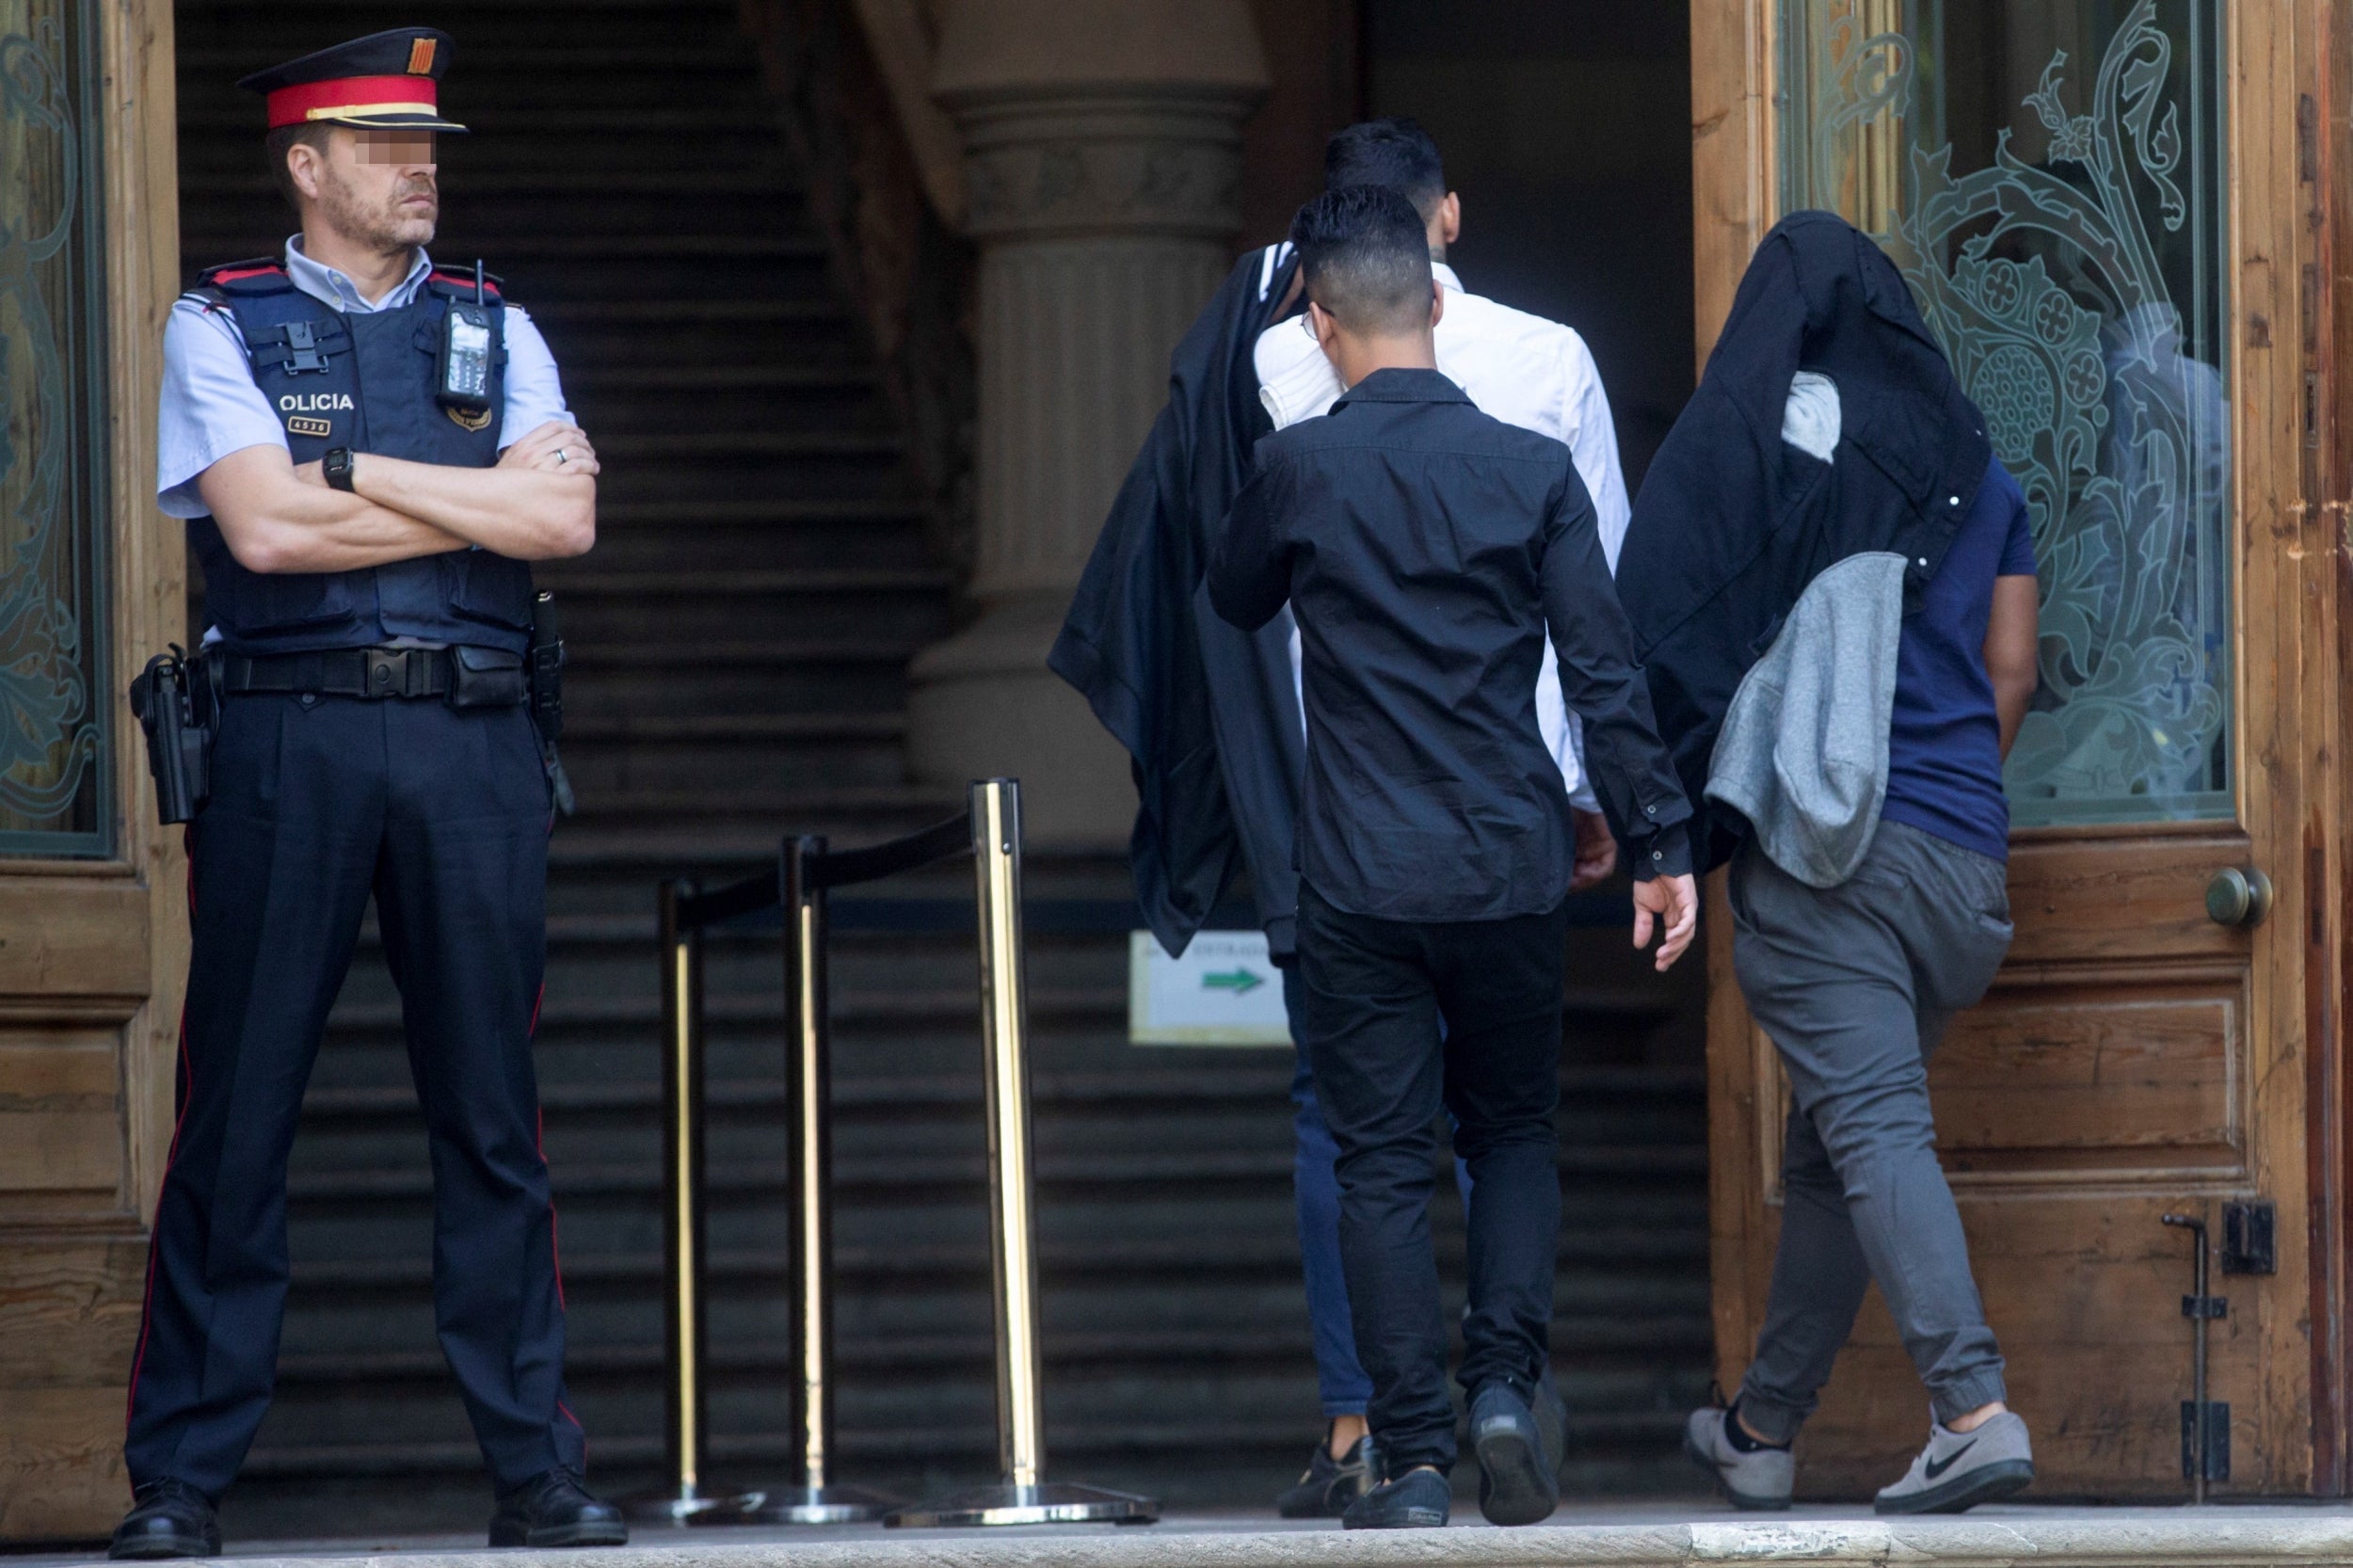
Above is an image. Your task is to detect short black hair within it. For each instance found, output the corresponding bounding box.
[265,121,337,209]
[1289,184,1433,336]
[1323,117,1446,218]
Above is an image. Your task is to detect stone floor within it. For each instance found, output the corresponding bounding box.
[25,1502,2353,1568]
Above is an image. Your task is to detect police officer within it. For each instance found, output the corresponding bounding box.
[112,29,624,1558]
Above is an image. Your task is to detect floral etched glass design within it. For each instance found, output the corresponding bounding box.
[1780,0,2231,825]
[0,0,109,856]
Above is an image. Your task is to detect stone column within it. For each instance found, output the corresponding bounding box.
[905,0,1268,848]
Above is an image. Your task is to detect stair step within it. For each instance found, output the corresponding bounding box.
[179,45,753,72]
[179,106,781,136]
[242,1407,1699,1480]
[324,986,1123,1034]
[284,1150,1709,1203]
[594,430,904,462]
[560,712,906,744]
[533,298,844,327]
[286,1239,1717,1289]
[273,1318,1713,1384]
[296,1066,1700,1119]
[180,168,799,199]
[566,364,879,394]
[542,568,950,597]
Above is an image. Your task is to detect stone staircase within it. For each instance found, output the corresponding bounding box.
[172,0,1713,1536]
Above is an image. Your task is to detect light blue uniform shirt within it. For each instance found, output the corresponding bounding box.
[156,235,574,518]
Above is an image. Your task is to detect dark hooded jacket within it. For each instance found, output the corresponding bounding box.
[1616,210,1992,873]
[1049,245,1309,958]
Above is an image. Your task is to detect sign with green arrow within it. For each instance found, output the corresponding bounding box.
[1128,931,1290,1046]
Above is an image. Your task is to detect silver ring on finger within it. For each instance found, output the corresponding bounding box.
[555,448,568,464]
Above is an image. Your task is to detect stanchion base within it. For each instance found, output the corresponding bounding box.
[620,1483,744,1526]
[886,1482,1159,1528]
[690,1483,902,1526]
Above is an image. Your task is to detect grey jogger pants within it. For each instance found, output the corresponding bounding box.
[1729,819,2013,1439]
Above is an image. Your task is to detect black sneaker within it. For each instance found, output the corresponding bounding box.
[488,1468,629,1548]
[1275,1429,1379,1518]
[1340,1464,1451,1529]
[1469,1380,1559,1525]
[108,1479,220,1560]
[1532,1368,1568,1477]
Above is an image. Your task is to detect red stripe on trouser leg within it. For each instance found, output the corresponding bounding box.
[537,1105,567,1308]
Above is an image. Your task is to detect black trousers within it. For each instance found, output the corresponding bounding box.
[1295,882,1566,1473]
[125,692,581,1500]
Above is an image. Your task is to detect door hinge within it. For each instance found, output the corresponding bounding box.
[2183,1402,2232,1480]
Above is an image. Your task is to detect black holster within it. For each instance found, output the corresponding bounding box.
[129,646,218,825]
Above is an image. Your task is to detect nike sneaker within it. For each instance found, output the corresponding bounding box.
[1873,1412,2034,1514]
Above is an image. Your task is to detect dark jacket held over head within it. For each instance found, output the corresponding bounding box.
[1209,367,1691,923]
[1048,245,1309,959]
[1615,210,1993,873]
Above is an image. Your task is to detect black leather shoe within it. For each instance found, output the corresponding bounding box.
[1275,1428,1379,1517]
[1341,1464,1451,1529]
[488,1469,628,1548]
[108,1479,221,1560]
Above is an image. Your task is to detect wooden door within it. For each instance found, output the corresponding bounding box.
[0,0,183,1540]
[1691,0,2351,1496]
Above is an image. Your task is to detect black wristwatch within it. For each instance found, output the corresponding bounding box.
[322,447,357,492]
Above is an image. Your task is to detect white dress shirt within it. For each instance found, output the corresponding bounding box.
[1252,255,1631,810]
[157,235,573,519]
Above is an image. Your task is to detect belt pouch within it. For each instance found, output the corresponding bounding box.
[448,645,527,709]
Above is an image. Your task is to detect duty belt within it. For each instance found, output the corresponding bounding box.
[218,646,456,699]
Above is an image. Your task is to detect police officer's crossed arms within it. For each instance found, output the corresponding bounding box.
[190,130,597,572]
[113,28,628,1562]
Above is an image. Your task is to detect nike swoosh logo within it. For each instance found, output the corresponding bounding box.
[1923,1439,1978,1480]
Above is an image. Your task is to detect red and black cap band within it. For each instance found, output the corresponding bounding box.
[238,27,467,135]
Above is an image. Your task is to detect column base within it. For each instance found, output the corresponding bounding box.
[906,599,1133,851]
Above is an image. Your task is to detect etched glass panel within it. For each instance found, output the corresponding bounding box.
[0,0,109,856]
[1780,0,2231,825]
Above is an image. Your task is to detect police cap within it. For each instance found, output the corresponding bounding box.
[237,28,468,135]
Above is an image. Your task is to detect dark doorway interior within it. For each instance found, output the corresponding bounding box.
[1362,1,1696,488]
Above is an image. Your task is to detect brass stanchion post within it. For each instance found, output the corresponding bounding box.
[887,780,1157,1528]
[713,837,900,1524]
[625,880,734,1524]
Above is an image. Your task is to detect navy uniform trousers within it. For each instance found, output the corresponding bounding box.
[125,687,584,1500]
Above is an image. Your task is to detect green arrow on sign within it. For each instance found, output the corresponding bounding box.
[1202,968,1265,996]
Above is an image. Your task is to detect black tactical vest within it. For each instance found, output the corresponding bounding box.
[186,258,536,656]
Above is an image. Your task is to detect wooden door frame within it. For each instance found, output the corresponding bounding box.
[1688,0,2353,1496]
[0,0,182,1539]
[2316,0,2353,1500]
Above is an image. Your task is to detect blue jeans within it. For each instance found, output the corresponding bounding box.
[1284,966,1472,1420]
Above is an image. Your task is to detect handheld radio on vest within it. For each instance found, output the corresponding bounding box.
[437,259,494,414]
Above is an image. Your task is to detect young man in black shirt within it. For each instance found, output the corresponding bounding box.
[1209,186,1700,1528]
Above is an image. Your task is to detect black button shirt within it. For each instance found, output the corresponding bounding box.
[1209,367,1692,923]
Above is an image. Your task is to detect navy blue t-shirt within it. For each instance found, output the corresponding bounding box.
[1880,456,2038,861]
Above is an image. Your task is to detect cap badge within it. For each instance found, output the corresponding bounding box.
[407,37,436,74]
